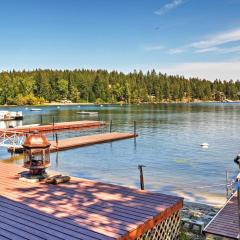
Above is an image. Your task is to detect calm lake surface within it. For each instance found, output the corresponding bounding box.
[1,103,239,205]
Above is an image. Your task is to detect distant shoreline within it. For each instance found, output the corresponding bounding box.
[0,100,240,107]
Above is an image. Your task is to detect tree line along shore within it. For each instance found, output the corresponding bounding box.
[0,69,239,105]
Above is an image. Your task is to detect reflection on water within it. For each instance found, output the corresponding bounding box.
[1,103,240,205]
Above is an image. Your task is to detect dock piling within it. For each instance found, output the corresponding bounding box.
[110,120,113,133]
[40,115,43,125]
[138,165,145,190]
[55,133,58,148]
[134,121,137,136]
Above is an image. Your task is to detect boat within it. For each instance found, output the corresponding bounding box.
[30,108,42,111]
[76,111,98,115]
[0,111,23,121]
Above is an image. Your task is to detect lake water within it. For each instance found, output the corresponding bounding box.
[1,103,240,205]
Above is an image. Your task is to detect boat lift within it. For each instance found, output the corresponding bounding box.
[0,131,25,152]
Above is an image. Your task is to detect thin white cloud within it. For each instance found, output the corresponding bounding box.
[161,61,240,81]
[154,0,185,16]
[194,47,219,53]
[190,28,240,49]
[195,45,240,54]
[168,27,240,55]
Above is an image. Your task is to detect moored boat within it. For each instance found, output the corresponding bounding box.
[76,111,98,115]
[30,108,42,111]
[0,111,23,121]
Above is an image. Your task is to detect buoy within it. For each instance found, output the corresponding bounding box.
[200,143,209,148]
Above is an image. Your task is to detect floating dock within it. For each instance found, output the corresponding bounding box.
[1,120,104,134]
[50,132,137,152]
[0,162,183,240]
[203,194,239,239]
[7,132,138,153]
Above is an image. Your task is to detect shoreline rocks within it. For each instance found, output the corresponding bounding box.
[180,201,220,240]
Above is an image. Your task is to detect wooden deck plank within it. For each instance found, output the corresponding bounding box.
[0,227,27,240]
[0,221,42,240]
[0,198,111,240]
[1,168,177,206]
[0,161,183,240]
[2,168,178,207]
[49,132,137,152]
[0,167,178,227]
[203,195,239,239]
[0,173,177,222]
[0,214,62,240]
[1,120,104,134]
[0,164,180,228]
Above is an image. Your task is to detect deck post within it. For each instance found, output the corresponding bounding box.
[138,165,145,190]
[110,120,112,133]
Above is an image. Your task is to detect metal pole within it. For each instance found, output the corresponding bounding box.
[226,170,229,199]
[110,120,112,133]
[138,165,145,190]
[40,115,43,125]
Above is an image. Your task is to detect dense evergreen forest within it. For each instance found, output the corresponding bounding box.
[0,69,239,105]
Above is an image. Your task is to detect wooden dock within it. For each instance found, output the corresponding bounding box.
[0,162,183,240]
[1,120,104,134]
[50,132,137,152]
[203,194,239,239]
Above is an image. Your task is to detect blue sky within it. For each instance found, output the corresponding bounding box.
[1,0,240,80]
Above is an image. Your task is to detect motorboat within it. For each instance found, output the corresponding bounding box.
[30,108,42,111]
[0,111,23,121]
[76,111,98,115]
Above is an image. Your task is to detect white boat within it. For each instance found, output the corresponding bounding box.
[30,108,42,111]
[0,111,23,121]
[76,111,98,115]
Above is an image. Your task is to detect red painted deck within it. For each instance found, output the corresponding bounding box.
[1,121,104,134]
[49,132,137,152]
[0,162,182,240]
[203,194,239,239]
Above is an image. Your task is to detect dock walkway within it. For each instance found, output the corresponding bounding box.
[1,120,104,134]
[203,194,239,239]
[0,162,183,240]
[50,132,137,152]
